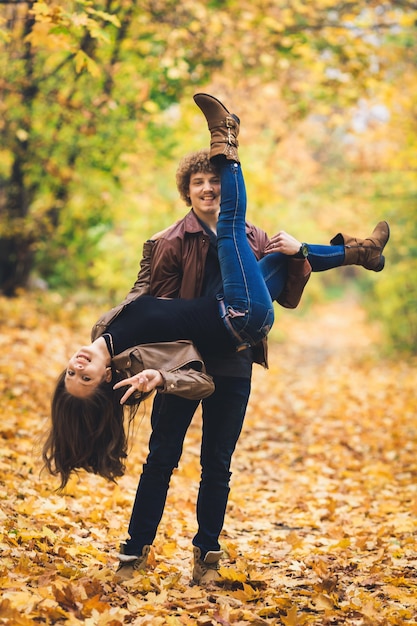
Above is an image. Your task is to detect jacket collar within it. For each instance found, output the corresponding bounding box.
[184,209,252,235]
[183,209,208,234]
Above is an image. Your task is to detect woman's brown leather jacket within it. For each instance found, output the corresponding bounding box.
[91,267,215,401]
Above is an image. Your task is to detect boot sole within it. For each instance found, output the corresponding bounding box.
[373,221,390,271]
[374,255,385,272]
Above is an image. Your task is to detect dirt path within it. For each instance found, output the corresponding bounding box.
[271,295,382,361]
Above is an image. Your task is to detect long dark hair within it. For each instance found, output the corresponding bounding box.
[43,369,140,490]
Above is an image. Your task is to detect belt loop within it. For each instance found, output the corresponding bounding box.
[217,296,251,351]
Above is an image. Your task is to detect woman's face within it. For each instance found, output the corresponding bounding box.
[65,345,111,398]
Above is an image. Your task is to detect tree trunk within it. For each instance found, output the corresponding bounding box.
[0,2,37,296]
[0,238,34,296]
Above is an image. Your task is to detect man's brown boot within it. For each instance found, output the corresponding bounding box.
[115,543,151,581]
[192,546,223,585]
[193,93,240,162]
[330,221,390,272]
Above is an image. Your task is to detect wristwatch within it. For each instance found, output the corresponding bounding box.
[299,243,309,258]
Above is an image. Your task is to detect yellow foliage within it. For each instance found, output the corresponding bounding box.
[1,284,417,619]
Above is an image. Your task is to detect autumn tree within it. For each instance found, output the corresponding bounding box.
[0,0,416,296]
[0,0,218,294]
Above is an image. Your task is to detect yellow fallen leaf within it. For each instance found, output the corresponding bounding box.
[218,566,247,583]
[281,605,299,626]
[160,541,177,558]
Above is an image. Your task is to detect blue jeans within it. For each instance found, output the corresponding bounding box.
[217,162,275,348]
[125,376,251,556]
[216,161,346,347]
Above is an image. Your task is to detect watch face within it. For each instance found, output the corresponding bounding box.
[301,243,309,257]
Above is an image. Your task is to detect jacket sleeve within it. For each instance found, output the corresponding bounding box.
[112,342,215,401]
[123,240,154,302]
[149,238,184,297]
[159,367,215,400]
[276,258,312,309]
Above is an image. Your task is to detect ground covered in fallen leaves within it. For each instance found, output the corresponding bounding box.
[1,293,416,625]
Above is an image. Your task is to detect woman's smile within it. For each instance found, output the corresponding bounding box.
[75,353,91,364]
[65,338,112,397]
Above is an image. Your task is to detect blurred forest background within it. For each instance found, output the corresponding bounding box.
[1,0,416,353]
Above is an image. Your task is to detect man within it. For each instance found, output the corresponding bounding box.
[116,149,309,584]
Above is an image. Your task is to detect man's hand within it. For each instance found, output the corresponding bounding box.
[113,369,164,404]
[264,231,302,256]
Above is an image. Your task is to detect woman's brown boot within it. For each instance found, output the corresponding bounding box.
[192,546,223,585]
[193,93,240,162]
[116,543,151,581]
[330,221,390,272]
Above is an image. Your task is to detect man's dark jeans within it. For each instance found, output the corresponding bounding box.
[125,375,251,557]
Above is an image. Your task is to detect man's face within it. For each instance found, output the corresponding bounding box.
[188,171,221,223]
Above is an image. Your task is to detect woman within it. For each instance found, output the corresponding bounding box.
[44,93,389,489]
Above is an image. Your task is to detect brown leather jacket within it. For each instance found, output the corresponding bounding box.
[128,211,270,367]
[128,211,311,368]
[91,300,215,401]
[149,210,269,299]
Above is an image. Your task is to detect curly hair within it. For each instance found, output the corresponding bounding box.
[43,370,140,490]
[176,149,220,206]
